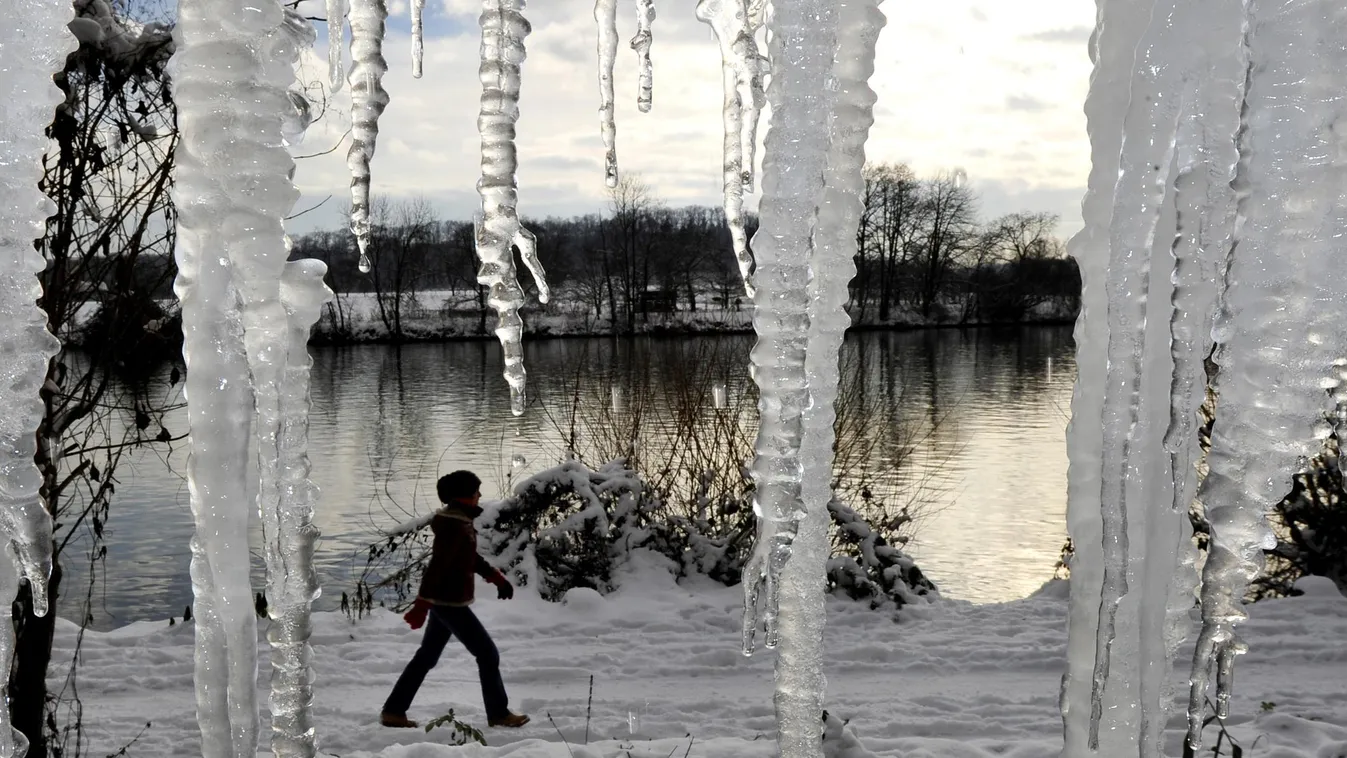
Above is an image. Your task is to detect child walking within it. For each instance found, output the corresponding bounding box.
[380,471,529,729]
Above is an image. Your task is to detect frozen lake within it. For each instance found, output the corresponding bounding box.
[66,326,1076,628]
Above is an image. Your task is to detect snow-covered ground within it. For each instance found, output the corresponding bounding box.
[61,559,1346,758]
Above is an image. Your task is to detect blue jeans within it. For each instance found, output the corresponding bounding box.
[382,604,509,720]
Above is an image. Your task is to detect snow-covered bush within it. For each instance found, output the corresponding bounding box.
[350,457,939,615]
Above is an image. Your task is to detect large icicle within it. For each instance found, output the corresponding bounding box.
[327,0,347,90]
[475,0,550,416]
[594,0,619,187]
[1059,0,1150,752]
[168,0,301,753]
[696,0,769,297]
[346,0,391,272]
[630,0,654,112]
[1185,0,1347,748]
[1145,1,1248,754]
[0,3,73,756]
[771,0,886,757]
[264,258,332,758]
[740,0,836,673]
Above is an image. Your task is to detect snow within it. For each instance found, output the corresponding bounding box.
[55,566,1347,758]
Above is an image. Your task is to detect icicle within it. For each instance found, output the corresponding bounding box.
[168,0,303,754]
[0,3,73,756]
[740,0,836,672]
[264,258,332,758]
[773,0,886,757]
[475,0,550,416]
[1146,2,1248,755]
[346,0,391,268]
[630,0,654,112]
[327,0,348,90]
[1185,0,1346,748]
[1059,0,1151,753]
[696,0,768,297]
[595,0,619,187]
[412,0,426,78]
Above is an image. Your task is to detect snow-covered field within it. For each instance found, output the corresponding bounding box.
[61,558,1346,758]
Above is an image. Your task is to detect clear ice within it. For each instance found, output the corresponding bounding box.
[695,0,768,297]
[475,0,550,416]
[412,0,427,78]
[594,0,619,187]
[740,0,837,683]
[327,0,348,90]
[264,258,332,758]
[168,0,304,753]
[0,2,72,756]
[346,0,391,272]
[1184,0,1345,748]
[630,0,654,112]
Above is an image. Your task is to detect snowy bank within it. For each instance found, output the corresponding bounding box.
[58,566,1345,758]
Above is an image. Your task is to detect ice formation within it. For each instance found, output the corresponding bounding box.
[695,0,768,296]
[474,0,550,416]
[346,0,391,273]
[264,258,332,758]
[1065,0,1345,755]
[630,0,655,112]
[1184,1,1346,748]
[327,0,348,89]
[411,0,427,77]
[168,0,311,753]
[595,0,619,187]
[0,3,72,757]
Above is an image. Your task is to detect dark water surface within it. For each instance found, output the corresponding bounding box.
[65,327,1076,629]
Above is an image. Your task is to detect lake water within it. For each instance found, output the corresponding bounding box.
[64,326,1077,629]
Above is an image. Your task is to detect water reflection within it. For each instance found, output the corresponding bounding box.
[65,327,1076,629]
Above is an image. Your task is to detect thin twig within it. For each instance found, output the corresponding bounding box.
[584,674,594,745]
[546,712,575,758]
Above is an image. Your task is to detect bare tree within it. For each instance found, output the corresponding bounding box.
[19,3,184,756]
[915,171,978,318]
[858,164,927,321]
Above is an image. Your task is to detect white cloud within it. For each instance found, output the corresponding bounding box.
[290,0,1095,238]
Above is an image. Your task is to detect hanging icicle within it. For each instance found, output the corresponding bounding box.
[740,0,837,665]
[0,3,73,756]
[475,0,550,416]
[169,0,306,754]
[327,0,348,90]
[346,0,391,273]
[595,0,619,187]
[411,0,427,78]
[1185,0,1347,749]
[696,0,768,297]
[630,0,655,112]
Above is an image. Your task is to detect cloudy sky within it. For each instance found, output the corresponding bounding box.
[288,0,1096,239]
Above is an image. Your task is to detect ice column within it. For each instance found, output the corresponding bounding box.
[0,3,72,756]
[346,0,391,272]
[1060,0,1152,751]
[741,11,839,758]
[168,0,302,753]
[695,0,768,296]
[412,0,427,77]
[595,0,619,187]
[1062,0,1251,754]
[1185,0,1347,748]
[774,0,886,757]
[475,0,550,416]
[264,258,332,758]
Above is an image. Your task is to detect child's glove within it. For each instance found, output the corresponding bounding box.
[487,571,514,600]
[403,598,432,629]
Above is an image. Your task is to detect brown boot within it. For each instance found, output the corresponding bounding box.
[380,712,418,728]
[488,712,530,728]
